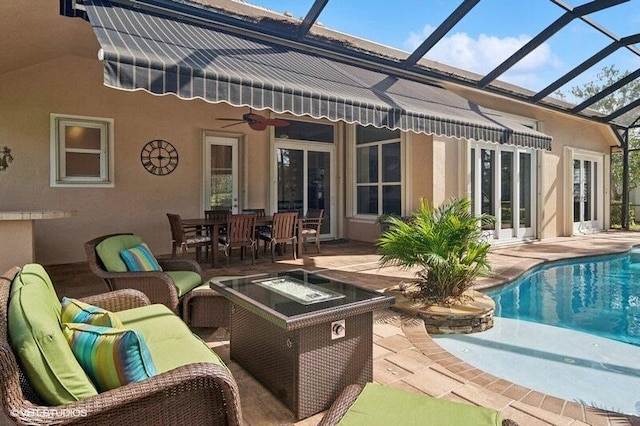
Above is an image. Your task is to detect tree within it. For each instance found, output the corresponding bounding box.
[559,66,640,225]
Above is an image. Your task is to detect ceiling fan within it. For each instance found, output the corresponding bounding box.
[217,109,289,131]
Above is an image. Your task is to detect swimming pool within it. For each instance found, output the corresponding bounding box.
[432,248,640,415]
[487,249,640,347]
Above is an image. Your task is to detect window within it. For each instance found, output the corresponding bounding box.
[355,125,402,216]
[50,114,114,187]
[275,119,334,143]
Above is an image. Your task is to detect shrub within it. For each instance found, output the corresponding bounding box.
[377,198,495,304]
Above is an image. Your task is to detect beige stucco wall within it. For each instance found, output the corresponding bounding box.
[1,3,619,264]
[409,132,433,209]
[0,53,271,264]
[446,85,616,239]
[0,221,34,272]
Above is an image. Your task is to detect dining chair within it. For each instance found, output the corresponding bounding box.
[218,214,257,267]
[167,213,212,261]
[205,208,231,236]
[243,208,268,246]
[241,208,266,217]
[258,212,298,262]
[205,208,231,221]
[300,208,324,254]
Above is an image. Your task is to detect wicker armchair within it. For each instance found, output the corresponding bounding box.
[0,266,243,426]
[84,233,202,313]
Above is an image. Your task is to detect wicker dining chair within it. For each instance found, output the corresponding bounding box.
[300,208,324,254]
[258,212,298,262]
[167,213,212,261]
[219,214,257,267]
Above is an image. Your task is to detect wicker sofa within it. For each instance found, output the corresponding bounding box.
[0,264,242,425]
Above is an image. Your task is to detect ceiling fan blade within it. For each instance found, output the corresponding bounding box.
[217,118,244,121]
[263,119,290,127]
[248,121,268,131]
[243,113,268,123]
[220,122,245,129]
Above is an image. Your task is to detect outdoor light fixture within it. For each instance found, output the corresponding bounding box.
[0,146,13,171]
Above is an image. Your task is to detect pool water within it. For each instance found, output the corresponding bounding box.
[487,249,640,347]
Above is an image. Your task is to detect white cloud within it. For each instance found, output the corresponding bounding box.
[403,25,562,88]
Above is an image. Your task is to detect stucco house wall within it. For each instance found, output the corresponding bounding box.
[0,52,271,264]
[447,85,615,239]
[0,1,619,265]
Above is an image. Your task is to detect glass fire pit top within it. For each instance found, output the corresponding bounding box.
[212,269,389,318]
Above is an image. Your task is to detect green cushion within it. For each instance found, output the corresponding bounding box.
[120,243,162,272]
[338,383,502,426]
[115,304,226,373]
[10,263,60,312]
[63,323,158,392]
[95,235,144,272]
[61,297,124,328]
[8,264,97,405]
[166,271,202,297]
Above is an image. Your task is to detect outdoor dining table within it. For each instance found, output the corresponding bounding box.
[182,215,304,267]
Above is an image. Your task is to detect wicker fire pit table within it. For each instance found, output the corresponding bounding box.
[211,269,395,420]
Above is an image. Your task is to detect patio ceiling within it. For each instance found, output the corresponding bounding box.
[63,0,640,134]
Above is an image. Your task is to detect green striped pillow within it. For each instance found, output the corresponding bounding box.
[119,243,162,272]
[61,297,123,328]
[62,323,158,392]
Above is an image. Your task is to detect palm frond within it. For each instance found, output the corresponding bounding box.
[377,197,494,303]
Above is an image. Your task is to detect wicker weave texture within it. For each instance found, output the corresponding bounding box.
[84,233,211,324]
[230,304,372,420]
[182,289,230,329]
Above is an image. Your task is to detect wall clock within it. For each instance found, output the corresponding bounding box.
[140,139,178,176]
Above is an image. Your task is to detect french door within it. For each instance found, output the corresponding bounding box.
[572,156,603,233]
[470,143,536,241]
[273,141,334,237]
[203,135,239,213]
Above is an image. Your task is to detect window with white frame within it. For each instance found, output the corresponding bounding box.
[50,114,114,187]
[355,125,402,216]
[469,141,536,240]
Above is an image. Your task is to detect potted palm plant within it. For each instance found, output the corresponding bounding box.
[377,197,496,333]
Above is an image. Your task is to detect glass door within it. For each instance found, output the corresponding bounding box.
[573,157,602,233]
[275,143,333,236]
[203,136,239,213]
[471,144,536,241]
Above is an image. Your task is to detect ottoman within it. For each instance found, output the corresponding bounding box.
[182,284,230,328]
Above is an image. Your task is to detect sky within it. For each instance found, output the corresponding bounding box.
[245,0,640,100]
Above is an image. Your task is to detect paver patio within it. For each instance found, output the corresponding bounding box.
[4,232,640,425]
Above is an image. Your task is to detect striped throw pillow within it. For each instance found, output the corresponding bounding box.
[61,297,124,328]
[119,243,162,272]
[62,323,158,392]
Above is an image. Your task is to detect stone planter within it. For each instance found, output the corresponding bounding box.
[385,287,495,334]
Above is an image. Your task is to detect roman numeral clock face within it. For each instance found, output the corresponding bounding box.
[140,140,179,175]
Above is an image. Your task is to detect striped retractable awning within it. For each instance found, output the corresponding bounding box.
[82,0,552,150]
